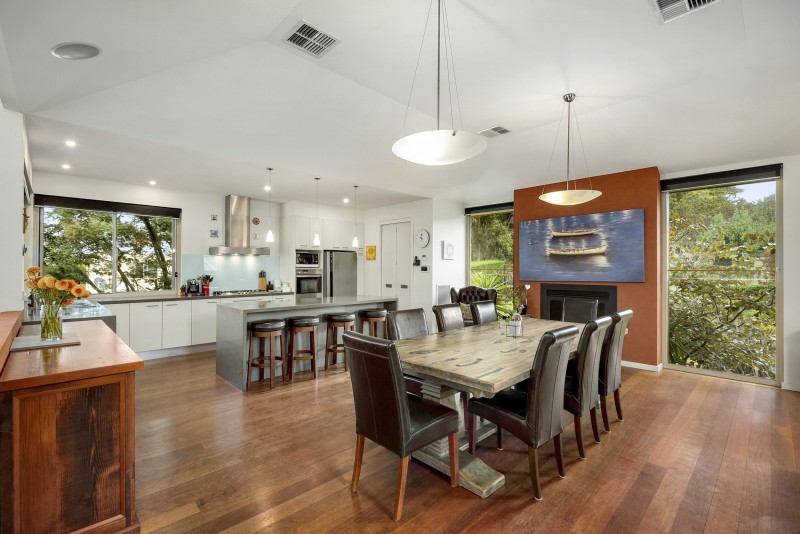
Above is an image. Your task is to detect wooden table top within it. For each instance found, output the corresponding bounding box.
[395,317,583,398]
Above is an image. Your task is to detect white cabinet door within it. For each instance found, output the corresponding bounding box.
[381,224,397,299]
[104,303,130,345]
[396,222,413,311]
[129,302,163,352]
[191,299,220,345]
[295,216,311,248]
[162,301,192,348]
[324,219,342,249]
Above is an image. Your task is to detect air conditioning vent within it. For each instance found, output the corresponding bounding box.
[653,0,720,23]
[478,126,511,138]
[284,20,339,58]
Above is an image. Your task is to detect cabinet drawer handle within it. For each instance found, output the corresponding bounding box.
[165,303,177,306]
[400,285,408,289]
[145,304,159,308]
[385,284,392,288]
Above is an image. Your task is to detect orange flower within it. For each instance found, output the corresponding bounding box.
[24,280,37,289]
[42,275,57,289]
[55,279,72,291]
[27,266,41,276]
[37,278,49,289]
[71,286,91,299]
[64,298,75,306]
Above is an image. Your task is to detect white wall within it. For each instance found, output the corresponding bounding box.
[663,154,800,391]
[432,198,467,303]
[0,108,25,311]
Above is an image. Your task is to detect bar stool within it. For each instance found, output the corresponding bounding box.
[325,312,356,371]
[287,316,320,381]
[359,309,388,338]
[248,319,286,390]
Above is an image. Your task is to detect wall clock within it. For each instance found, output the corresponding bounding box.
[414,229,430,248]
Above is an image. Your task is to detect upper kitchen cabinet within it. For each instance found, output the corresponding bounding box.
[287,215,323,250]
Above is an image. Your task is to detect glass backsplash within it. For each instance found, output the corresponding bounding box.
[181,254,282,292]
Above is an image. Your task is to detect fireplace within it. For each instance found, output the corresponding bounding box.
[540,284,617,320]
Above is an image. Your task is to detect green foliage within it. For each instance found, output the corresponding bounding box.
[469,211,515,319]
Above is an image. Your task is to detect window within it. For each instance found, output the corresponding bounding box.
[466,203,515,318]
[37,196,180,294]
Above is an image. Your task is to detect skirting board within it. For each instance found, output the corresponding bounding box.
[781,382,800,392]
[622,360,663,372]
[137,342,215,360]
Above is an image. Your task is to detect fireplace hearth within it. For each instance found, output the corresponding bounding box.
[540,284,617,320]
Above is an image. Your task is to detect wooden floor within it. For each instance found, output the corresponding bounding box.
[135,351,800,533]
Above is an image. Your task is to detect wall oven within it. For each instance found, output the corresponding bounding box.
[296,268,323,297]
[295,249,320,268]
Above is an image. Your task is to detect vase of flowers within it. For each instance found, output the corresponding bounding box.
[506,312,523,338]
[25,267,91,341]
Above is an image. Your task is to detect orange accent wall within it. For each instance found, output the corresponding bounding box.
[514,166,662,367]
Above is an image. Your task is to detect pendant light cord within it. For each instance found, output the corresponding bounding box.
[267,167,273,226]
[571,101,595,192]
[442,0,462,131]
[399,0,435,137]
[541,101,568,197]
[436,0,440,130]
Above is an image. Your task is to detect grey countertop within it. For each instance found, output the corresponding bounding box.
[92,291,294,305]
[218,295,396,314]
[22,301,114,325]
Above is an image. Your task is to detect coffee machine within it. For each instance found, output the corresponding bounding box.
[186,278,202,296]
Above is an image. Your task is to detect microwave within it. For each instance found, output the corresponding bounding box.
[296,250,320,268]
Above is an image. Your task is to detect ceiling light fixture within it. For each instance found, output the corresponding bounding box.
[50,42,101,60]
[263,185,271,192]
[539,93,602,206]
[351,186,359,248]
[313,177,321,247]
[266,168,275,243]
[61,164,71,170]
[343,198,349,203]
[148,180,157,186]
[392,0,486,166]
[65,140,77,148]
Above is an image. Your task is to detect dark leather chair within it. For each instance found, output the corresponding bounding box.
[563,315,612,459]
[598,310,634,431]
[470,300,498,325]
[562,297,598,323]
[344,331,459,521]
[386,308,430,397]
[432,303,464,332]
[450,285,498,305]
[468,325,579,500]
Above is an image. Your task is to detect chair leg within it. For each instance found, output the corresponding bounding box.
[345,324,353,372]
[590,407,601,444]
[394,456,410,521]
[448,432,459,487]
[554,433,566,478]
[600,395,611,432]
[259,337,266,381]
[324,324,332,370]
[310,329,318,379]
[496,424,503,450]
[247,336,254,390]
[269,334,276,390]
[528,447,542,501]
[351,434,365,492]
[468,413,476,455]
[614,388,624,421]
[574,415,586,459]
[287,330,295,382]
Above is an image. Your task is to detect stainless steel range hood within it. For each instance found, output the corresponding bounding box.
[208,195,271,255]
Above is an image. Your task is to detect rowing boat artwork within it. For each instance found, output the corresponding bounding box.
[547,243,608,256]
[551,228,597,238]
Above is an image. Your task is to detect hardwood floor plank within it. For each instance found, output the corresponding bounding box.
[737,385,773,532]
[769,385,800,532]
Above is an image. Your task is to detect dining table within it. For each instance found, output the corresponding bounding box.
[394,316,583,498]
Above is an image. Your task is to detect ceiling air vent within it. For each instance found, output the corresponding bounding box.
[653,0,721,23]
[284,20,339,58]
[478,126,511,138]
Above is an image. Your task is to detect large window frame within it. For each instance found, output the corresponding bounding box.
[465,202,515,317]
[35,195,182,295]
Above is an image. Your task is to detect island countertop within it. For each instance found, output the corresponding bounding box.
[217,294,397,314]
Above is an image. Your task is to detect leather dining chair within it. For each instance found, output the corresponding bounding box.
[344,331,459,521]
[386,308,430,397]
[563,315,612,459]
[562,298,599,323]
[432,303,465,332]
[470,300,498,325]
[467,325,580,500]
[598,310,634,432]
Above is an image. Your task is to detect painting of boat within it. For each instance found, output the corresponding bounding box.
[547,243,608,256]
[551,228,597,238]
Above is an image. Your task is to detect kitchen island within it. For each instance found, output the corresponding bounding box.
[216,295,397,391]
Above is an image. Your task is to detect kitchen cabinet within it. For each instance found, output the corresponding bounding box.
[191,298,220,345]
[292,215,324,249]
[162,300,192,348]
[104,302,130,344]
[324,218,342,249]
[129,302,163,352]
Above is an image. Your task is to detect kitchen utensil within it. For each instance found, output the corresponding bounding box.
[258,270,267,291]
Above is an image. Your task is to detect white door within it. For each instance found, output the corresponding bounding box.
[381,224,397,299]
[381,222,412,310]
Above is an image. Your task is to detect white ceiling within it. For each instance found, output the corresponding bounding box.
[1,0,799,209]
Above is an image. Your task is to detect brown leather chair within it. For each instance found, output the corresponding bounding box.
[562,297,598,323]
[344,331,459,521]
[468,325,579,500]
[470,300,498,325]
[563,315,612,459]
[386,308,429,397]
[450,285,498,305]
[598,310,634,431]
[432,303,464,332]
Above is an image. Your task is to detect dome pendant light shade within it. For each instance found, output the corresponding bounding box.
[351,185,359,247]
[313,232,321,247]
[266,228,275,243]
[392,130,487,166]
[539,93,602,206]
[266,167,275,243]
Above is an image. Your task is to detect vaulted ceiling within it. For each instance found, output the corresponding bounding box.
[1,0,798,208]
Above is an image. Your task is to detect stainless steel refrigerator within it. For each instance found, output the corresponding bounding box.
[323,250,357,297]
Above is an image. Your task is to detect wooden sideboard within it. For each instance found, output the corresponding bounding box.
[0,314,144,533]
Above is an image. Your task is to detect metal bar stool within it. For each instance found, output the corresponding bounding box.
[248,319,286,390]
[287,316,320,381]
[358,309,388,338]
[325,312,356,371]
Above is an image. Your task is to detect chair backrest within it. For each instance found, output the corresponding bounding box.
[343,331,411,456]
[562,297,599,323]
[526,325,580,448]
[432,303,465,332]
[566,315,612,415]
[470,300,498,325]
[598,310,634,395]
[386,308,430,340]
[450,286,498,305]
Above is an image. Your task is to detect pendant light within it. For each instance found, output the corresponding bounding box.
[392,0,487,165]
[265,167,275,243]
[313,177,321,247]
[539,93,602,206]
[351,185,359,248]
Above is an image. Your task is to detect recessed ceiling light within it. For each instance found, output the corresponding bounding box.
[343,198,350,203]
[263,185,272,191]
[65,139,77,148]
[50,42,101,60]
[61,164,71,170]
[149,180,157,186]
